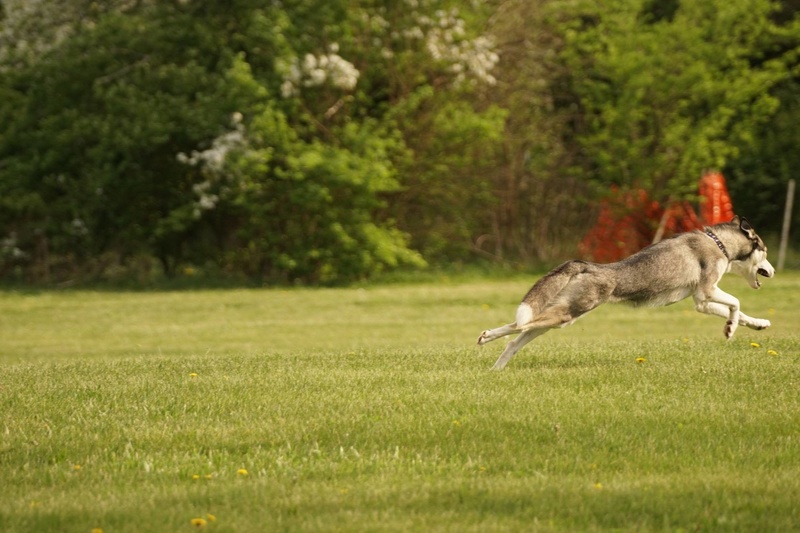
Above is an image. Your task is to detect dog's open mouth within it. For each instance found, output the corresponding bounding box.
[753,268,773,289]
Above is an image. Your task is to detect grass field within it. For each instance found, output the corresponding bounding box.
[1,273,799,532]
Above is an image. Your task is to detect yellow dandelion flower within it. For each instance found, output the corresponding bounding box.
[192,474,200,480]
[452,420,461,427]
[190,517,207,528]
[91,529,104,533]
[750,342,761,348]
[237,468,248,476]
[205,474,213,480]
[635,357,646,364]
[189,372,198,378]
[207,513,217,522]
[768,350,778,356]
[73,464,81,471]
[593,482,603,490]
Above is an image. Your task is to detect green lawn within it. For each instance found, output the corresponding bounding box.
[1,273,799,532]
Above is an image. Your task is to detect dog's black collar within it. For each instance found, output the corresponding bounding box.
[705,229,730,260]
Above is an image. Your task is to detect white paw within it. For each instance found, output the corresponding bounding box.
[746,319,771,330]
[477,331,489,345]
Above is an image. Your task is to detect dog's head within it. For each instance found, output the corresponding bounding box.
[728,216,774,289]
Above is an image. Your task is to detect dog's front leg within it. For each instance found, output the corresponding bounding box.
[695,301,771,331]
[695,287,741,339]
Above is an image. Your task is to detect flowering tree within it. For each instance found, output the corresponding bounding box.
[0,0,505,282]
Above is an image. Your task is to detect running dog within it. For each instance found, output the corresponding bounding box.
[478,216,775,370]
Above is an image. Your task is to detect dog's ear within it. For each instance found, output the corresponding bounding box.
[739,216,757,239]
[730,214,741,225]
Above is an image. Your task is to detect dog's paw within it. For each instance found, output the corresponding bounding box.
[748,319,771,330]
[477,331,489,346]
[724,320,738,339]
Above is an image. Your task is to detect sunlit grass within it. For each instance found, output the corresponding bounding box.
[1,273,799,531]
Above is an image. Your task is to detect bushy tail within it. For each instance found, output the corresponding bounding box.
[515,260,590,326]
[515,302,534,329]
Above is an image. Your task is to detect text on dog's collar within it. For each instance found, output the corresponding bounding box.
[704,229,730,260]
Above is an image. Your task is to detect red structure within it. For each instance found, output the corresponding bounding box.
[579,172,734,262]
[698,171,735,225]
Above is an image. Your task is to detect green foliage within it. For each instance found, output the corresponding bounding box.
[1,0,799,284]
[727,80,800,236]
[556,0,795,200]
[220,105,425,283]
[0,3,288,278]
[388,94,508,261]
[0,0,504,284]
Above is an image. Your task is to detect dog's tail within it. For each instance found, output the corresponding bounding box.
[515,260,590,327]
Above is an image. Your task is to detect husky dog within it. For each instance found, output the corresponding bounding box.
[478,216,775,370]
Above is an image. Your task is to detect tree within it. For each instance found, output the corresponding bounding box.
[478,0,597,264]
[0,3,269,279]
[0,0,505,283]
[555,0,795,203]
[726,80,800,238]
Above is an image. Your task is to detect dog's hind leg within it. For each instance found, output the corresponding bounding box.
[486,305,575,369]
[478,302,536,345]
[519,307,577,331]
[694,301,771,330]
[491,293,604,370]
[477,322,520,345]
[491,328,549,371]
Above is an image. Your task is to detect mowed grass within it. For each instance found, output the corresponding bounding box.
[1,273,800,532]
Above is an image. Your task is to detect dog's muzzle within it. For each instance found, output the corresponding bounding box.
[757,268,773,278]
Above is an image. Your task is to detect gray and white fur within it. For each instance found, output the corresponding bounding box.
[478,216,775,370]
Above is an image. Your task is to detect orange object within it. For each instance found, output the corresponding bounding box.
[578,187,662,263]
[579,173,733,262]
[698,171,735,225]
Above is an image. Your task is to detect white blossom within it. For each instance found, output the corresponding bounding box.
[278,45,360,97]
[193,181,219,211]
[71,218,89,237]
[423,12,499,86]
[177,124,245,172]
[1,233,27,260]
[368,5,498,87]
[305,68,327,86]
[403,27,425,40]
[177,115,246,216]
[280,80,297,98]
[0,0,141,66]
